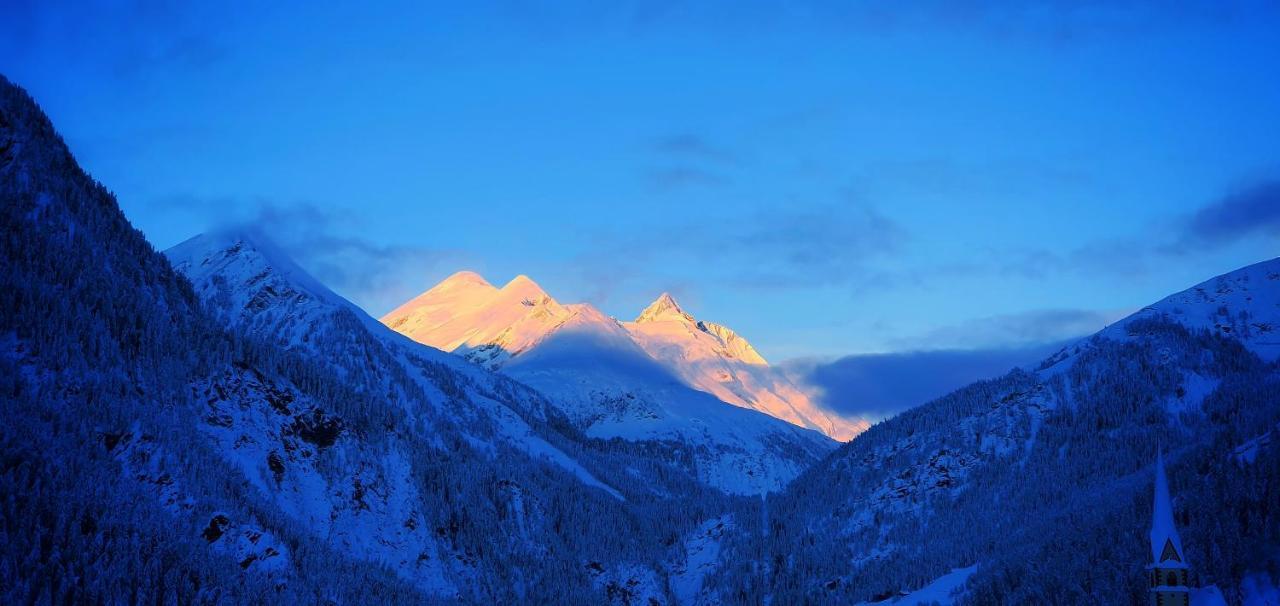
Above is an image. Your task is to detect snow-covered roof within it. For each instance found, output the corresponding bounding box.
[1150,451,1186,566]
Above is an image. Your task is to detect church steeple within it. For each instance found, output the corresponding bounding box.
[1147,450,1190,606]
[1151,451,1185,565]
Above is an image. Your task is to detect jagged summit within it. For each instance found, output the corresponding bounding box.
[635,292,695,324]
[623,294,865,440]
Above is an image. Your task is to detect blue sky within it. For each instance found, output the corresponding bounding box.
[4,1,1278,367]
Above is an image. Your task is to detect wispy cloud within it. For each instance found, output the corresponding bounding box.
[245,202,456,310]
[576,199,907,300]
[641,132,739,190]
[995,237,1154,280]
[2,1,231,80]
[617,1,1274,46]
[643,166,729,190]
[993,175,1280,280]
[889,307,1129,351]
[721,203,905,287]
[148,195,459,314]
[1176,179,1280,250]
[651,133,738,164]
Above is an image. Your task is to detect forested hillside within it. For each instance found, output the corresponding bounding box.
[0,75,746,605]
[709,292,1280,604]
[0,73,438,603]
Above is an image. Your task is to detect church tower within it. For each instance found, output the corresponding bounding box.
[1148,451,1190,606]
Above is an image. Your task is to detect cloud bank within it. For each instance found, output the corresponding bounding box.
[787,340,1068,421]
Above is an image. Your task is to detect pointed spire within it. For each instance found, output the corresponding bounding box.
[1150,450,1185,566]
[635,292,694,324]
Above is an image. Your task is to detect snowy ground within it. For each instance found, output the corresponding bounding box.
[854,566,977,606]
[669,516,733,605]
[1242,571,1280,605]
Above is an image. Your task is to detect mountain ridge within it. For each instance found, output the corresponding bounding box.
[171,233,831,495]
[7,67,1277,606]
[382,272,869,440]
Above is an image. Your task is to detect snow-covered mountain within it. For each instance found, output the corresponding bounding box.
[171,231,834,495]
[506,326,834,494]
[383,271,630,369]
[384,273,866,440]
[383,271,837,494]
[1096,256,1280,360]
[166,231,613,487]
[705,258,1280,604]
[625,292,868,440]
